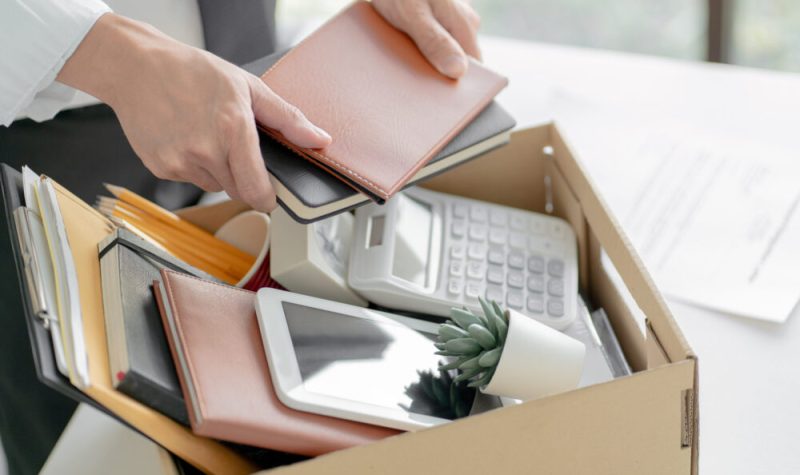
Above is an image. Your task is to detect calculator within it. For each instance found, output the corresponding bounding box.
[348,187,578,330]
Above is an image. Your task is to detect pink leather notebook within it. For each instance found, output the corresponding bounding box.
[154,269,399,456]
[260,1,508,202]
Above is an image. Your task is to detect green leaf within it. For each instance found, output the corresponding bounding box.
[431,377,448,404]
[454,366,483,383]
[449,308,483,330]
[478,347,502,368]
[491,300,508,323]
[467,324,497,350]
[457,354,483,370]
[435,350,458,357]
[488,309,508,346]
[445,338,482,354]
[479,298,497,334]
[438,323,470,341]
[468,369,495,388]
[439,358,468,371]
[434,341,446,351]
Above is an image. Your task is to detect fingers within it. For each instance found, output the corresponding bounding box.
[405,13,468,79]
[432,0,482,61]
[248,76,331,149]
[227,107,278,212]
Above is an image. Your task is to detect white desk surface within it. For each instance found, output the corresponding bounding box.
[36,37,800,475]
[481,36,800,474]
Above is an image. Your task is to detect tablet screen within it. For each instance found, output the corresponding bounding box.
[282,302,476,420]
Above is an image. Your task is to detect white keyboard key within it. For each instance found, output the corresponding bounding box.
[547,258,565,277]
[451,220,467,239]
[490,210,507,227]
[507,290,524,309]
[547,277,565,297]
[452,203,468,219]
[547,299,565,317]
[489,228,506,245]
[507,251,525,269]
[469,224,488,242]
[509,233,526,249]
[448,279,463,296]
[450,243,465,259]
[527,255,545,274]
[510,214,527,231]
[530,219,546,235]
[487,265,504,285]
[485,285,504,303]
[487,249,505,265]
[507,270,524,289]
[470,206,488,223]
[449,261,464,277]
[527,294,544,313]
[527,275,544,293]
[467,260,485,279]
[468,243,487,260]
[465,281,482,300]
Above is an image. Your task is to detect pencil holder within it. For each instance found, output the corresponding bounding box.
[214,211,280,290]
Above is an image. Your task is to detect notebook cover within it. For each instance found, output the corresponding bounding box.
[154,269,399,456]
[259,1,508,202]
[49,181,256,475]
[243,52,515,224]
[99,228,221,426]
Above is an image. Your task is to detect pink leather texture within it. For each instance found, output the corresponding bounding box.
[155,270,399,456]
[260,1,508,201]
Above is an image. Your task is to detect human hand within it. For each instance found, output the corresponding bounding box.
[57,14,331,212]
[373,0,482,79]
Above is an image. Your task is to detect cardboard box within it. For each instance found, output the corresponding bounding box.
[177,124,699,475]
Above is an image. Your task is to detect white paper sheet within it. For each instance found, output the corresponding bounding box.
[557,106,800,322]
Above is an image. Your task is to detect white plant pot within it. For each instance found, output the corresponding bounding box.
[481,309,586,401]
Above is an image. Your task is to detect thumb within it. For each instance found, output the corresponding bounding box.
[249,76,332,149]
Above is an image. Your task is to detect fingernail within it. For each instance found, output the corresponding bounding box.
[439,54,468,79]
[313,124,332,142]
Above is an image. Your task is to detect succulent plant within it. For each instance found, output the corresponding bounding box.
[403,365,475,420]
[435,298,509,388]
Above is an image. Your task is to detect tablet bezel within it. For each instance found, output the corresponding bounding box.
[255,288,454,431]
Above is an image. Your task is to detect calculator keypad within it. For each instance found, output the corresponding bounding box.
[444,202,572,324]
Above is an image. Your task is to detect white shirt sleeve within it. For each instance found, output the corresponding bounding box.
[0,0,111,126]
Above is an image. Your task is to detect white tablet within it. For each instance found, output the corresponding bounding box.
[255,288,489,431]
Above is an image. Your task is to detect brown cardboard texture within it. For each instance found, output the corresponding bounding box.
[174,124,698,475]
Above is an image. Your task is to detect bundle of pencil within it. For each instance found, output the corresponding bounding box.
[95,184,255,285]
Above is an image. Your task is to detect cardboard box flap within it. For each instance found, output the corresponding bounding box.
[547,125,695,364]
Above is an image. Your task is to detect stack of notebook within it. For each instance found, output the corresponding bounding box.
[252,1,515,222]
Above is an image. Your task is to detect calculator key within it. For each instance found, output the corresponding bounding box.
[490,210,507,227]
[547,277,565,297]
[507,290,524,309]
[507,270,524,289]
[450,243,466,259]
[486,265,504,285]
[470,206,488,223]
[487,249,505,265]
[547,299,565,317]
[469,224,488,242]
[485,285,504,303]
[527,275,544,293]
[527,294,544,313]
[530,219,546,235]
[452,203,468,219]
[550,221,566,239]
[451,220,467,239]
[527,256,545,274]
[489,228,506,245]
[510,214,528,231]
[468,243,487,260]
[448,279,463,296]
[509,233,526,249]
[547,258,565,277]
[465,281,482,300]
[507,251,525,269]
[449,261,464,277]
[467,261,485,279]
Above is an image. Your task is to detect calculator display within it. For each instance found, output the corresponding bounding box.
[390,195,433,287]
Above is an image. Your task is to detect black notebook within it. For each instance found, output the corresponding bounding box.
[98,228,218,425]
[243,52,516,223]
